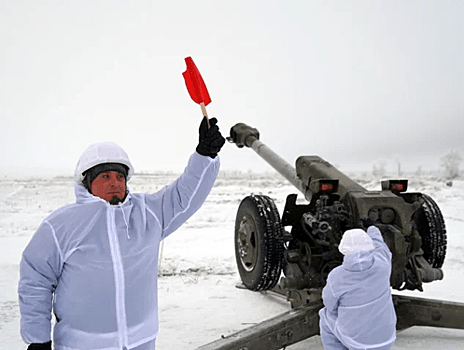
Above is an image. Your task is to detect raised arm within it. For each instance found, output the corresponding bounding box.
[151,152,220,238]
[367,225,392,260]
[146,117,224,239]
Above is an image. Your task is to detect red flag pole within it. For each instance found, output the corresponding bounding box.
[200,102,210,128]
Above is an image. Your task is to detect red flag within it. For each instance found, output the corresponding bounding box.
[182,57,212,106]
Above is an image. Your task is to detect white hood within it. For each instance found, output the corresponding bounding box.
[74,141,135,185]
[339,228,375,255]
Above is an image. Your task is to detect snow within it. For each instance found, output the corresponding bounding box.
[1,171,463,349]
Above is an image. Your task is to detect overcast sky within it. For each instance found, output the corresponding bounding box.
[1,1,463,176]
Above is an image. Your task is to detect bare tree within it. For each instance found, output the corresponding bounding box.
[440,150,462,180]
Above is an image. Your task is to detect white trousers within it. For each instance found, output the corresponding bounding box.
[320,321,393,350]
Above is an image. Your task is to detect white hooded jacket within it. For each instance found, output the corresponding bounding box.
[319,226,397,349]
[18,143,220,350]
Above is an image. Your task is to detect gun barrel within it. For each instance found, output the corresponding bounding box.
[251,140,312,200]
[229,123,312,200]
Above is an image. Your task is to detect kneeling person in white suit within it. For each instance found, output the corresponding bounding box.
[319,226,397,350]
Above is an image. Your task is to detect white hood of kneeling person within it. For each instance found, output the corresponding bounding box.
[339,228,376,270]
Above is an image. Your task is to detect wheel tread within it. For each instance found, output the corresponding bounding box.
[235,195,284,291]
[419,194,447,268]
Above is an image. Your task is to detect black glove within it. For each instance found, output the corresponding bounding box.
[27,341,52,350]
[196,117,225,159]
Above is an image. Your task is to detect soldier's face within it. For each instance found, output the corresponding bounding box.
[91,171,126,204]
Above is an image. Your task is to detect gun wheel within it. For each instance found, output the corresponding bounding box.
[235,195,284,291]
[417,193,447,268]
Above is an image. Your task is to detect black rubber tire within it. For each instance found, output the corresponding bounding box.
[417,193,447,268]
[234,195,284,291]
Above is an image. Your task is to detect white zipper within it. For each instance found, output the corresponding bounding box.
[107,206,129,347]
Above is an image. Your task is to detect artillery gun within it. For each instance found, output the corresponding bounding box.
[198,123,464,350]
[229,123,445,296]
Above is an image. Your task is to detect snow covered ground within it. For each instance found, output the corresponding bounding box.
[1,170,463,349]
